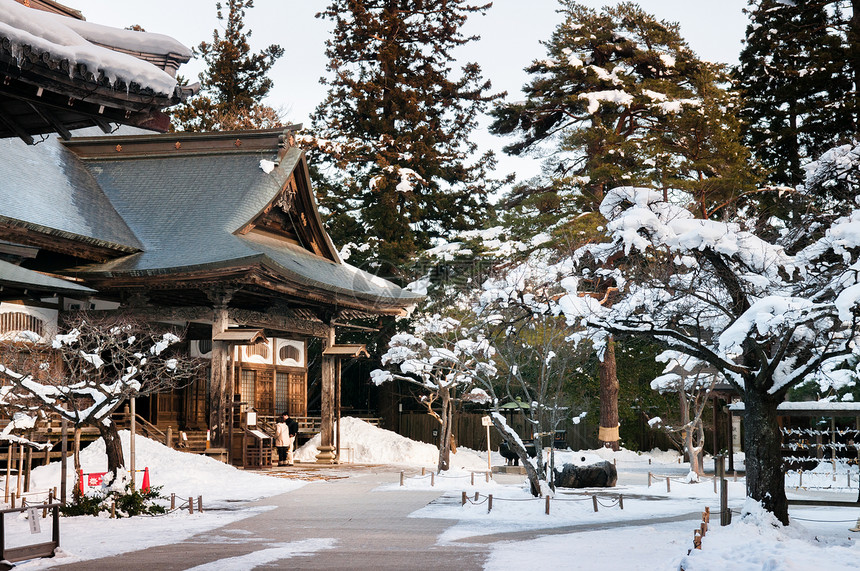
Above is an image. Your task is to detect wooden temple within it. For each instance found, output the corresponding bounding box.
[0,126,422,463]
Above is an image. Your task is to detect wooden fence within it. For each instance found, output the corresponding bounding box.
[396,411,598,451]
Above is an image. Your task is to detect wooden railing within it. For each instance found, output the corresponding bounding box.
[112,412,167,444]
[0,503,60,564]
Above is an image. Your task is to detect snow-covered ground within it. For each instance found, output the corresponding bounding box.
[11,430,305,568]
[3,418,859,569]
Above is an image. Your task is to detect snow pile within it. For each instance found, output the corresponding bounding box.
[30,431,304,505]
[294,417,487,470]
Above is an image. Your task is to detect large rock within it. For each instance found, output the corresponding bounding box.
[554,460,617,488]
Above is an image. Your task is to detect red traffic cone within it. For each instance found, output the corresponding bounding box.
[141,467,150,492]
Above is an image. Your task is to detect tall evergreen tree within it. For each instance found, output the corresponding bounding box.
[490,1,756,450]
[491,1,755,229]
[310,0,505,272]
[172,0,284,131]
[736,0,852,189]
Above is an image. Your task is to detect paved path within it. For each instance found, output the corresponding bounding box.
[54,465,704,570]
[58,470,489,570]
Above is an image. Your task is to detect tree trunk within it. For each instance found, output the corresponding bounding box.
[73,427,82,473]
[491,416,542,496]
[437,389,452,473]
[744,386,788,525]
[98,420,126,486]
[598,336,620,450]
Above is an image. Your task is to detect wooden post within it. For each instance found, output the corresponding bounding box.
[209,296,231,448]
[619,494,623,510]
[720,479,729,526]
[421,467,425,476]
[335,358,342,462]
[111,501,116,519]
[130,397,136,491]
[666,476,671,493]
[461,491,467,506]
[471,472,475,486]
[400,471,404,486]
[166,426,173,449]
[430,472,435,487]
[5,444,12,503]
[171,493,176,510]
[474,491,479,502]
[648,472,651,487]
[198,496,203,513]
[10,492,15,509]
[592,495,598,512]
[545,495,551,515]
[24,443,32,493]
[16,445,23,498]
[316,325,337,463]
[488,494,493,513]
[60,418,67,505]
[188,497,194,515]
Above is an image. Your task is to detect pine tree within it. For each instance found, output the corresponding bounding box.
[172,0,284,131]
[491,1,755,226]
[309,0,506,272]
[736,0,852,189]
[490,2,756,450]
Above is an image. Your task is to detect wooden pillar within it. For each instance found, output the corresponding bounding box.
[316,325,337,463]
[210,300,230,447]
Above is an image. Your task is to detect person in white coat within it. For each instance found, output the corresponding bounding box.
[275,413,290,466]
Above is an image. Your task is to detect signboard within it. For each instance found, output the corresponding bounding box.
[481,415,492,427]
[28,508,40,534]
[87,472,106,487]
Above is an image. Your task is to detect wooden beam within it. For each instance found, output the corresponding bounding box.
[26,100,71,140]
[112,305,331,338]
[0,109,34,145]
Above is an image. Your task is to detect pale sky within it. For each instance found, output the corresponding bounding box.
[66,0,750,182]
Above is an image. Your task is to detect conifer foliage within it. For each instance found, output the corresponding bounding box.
[491,2,755,225]
[310,0,505,270]
[736,0,853,189]
[172,0,284,131]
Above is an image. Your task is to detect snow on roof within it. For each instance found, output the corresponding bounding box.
[0,0,187,95]
[729,401,860,413]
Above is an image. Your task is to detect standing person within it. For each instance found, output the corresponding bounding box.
[283,411,299,465]
[275,413,290,467]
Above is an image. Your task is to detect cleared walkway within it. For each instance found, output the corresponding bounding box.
[56,469,489,570]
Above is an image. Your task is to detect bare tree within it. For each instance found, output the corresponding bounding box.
[648,351,721,478]
[0,314,200,486]
[371,316,495,473]
[476,261,587,495]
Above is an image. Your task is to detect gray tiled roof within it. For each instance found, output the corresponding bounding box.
[74,144,422,307]
[0,259,95,294]
[0,132,142,251]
